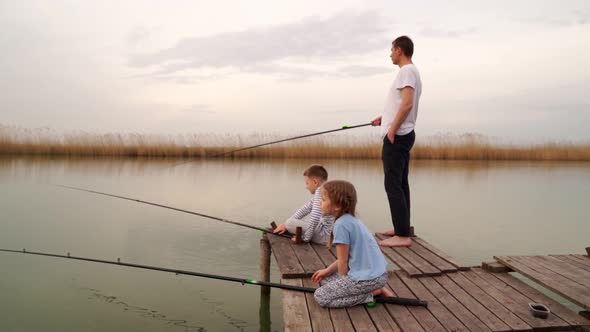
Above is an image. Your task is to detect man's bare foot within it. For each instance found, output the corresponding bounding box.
[372,287,395,297]
[378,236,412,247]
[378,229,396,236]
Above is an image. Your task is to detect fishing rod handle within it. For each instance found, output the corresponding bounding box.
[375,296,428,307]
[341,122,372,129]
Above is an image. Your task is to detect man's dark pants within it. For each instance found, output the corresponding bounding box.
[382,130,415,237]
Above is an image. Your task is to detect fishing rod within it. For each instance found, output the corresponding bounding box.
[54,184,291,239]
[0,248,428,307]
[169,123,373,168]
[214,123,372,157]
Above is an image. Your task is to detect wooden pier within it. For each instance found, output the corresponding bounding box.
[495,254,590,320]
[260,231,590,331]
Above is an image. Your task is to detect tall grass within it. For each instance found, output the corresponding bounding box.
[1,125,589,161]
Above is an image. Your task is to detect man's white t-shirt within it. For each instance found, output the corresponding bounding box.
[381,63,422,138]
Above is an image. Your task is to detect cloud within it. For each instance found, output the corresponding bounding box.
[573,9,590,25]
[128,11,393,80]
[339,65,391,77]
[236,63,391,81]
[525,9,590,27]
[129,63,391,83]
[183,104,215,114]
[420,27,478,38]
[127,26,153,46]
[311,109,369,114]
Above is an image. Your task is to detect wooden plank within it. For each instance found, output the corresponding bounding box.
[522,255,590,301]
[414,236,470,271]
[551,255,590,273]
[291,243,326,274]
[267,233,306,278]
[492,272,590,328]
[389,272,446,332]
[447,272,531,331]
[329,308,354,332]
[569,255,590,267]
[398,273,469,331]
[363,301,402,332]
[381,279,426,332]
[346,306,378,332]
[282,278,313,332]
[311,243,337,267]
[391,247,441,277]
[376,234,441,277]
[302,279,334,332]
[495,255,590,309]
[434,275,511,332]
[420,277,492,331]
[408,239,458,273]
[482,261,512,273]
[377,239,422,278]
[497,255,587,295]
[468,269,570,331]
[532,255,590,289]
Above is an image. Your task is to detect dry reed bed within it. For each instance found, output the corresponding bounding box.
[1,125,589,161]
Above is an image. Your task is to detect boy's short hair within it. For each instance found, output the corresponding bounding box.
[303,165,328,181]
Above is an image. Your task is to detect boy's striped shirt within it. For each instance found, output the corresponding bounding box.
[291,186,334,243]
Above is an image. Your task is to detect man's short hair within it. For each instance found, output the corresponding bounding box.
[393,36,414,57]
[303,164,328,181]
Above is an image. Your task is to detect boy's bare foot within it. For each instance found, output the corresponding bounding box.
[378,236,412,247]
[378,229,396,236]
[372,287,395,297]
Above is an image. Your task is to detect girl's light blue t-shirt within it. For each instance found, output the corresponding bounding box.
[333,214,387,281]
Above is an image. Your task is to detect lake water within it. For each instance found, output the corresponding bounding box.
[0,157,589,331]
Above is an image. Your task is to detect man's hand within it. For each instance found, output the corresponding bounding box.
[387,130,395,144]
[311,268,331,283]
[291,235,297,243]
[273,224,287,234]
[371,116,382,126]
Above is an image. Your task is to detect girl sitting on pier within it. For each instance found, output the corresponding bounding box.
[312,180,394,308]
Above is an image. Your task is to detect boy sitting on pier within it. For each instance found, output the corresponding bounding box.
[273,165,334,245]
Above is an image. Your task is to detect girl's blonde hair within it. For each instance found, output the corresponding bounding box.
[323,180,357,248]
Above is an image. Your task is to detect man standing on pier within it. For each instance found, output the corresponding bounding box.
[372,36,422,247]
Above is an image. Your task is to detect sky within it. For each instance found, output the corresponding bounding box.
[1,0,589,142]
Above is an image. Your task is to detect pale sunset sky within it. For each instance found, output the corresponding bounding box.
[1,0,589,142]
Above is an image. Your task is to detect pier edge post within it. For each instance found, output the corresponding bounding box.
[295,227,303,244]
[260,234,271,295]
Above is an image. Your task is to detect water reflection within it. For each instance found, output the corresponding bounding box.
[0,156,589,331]
[2,156,588,181]
[259,291,271,332]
